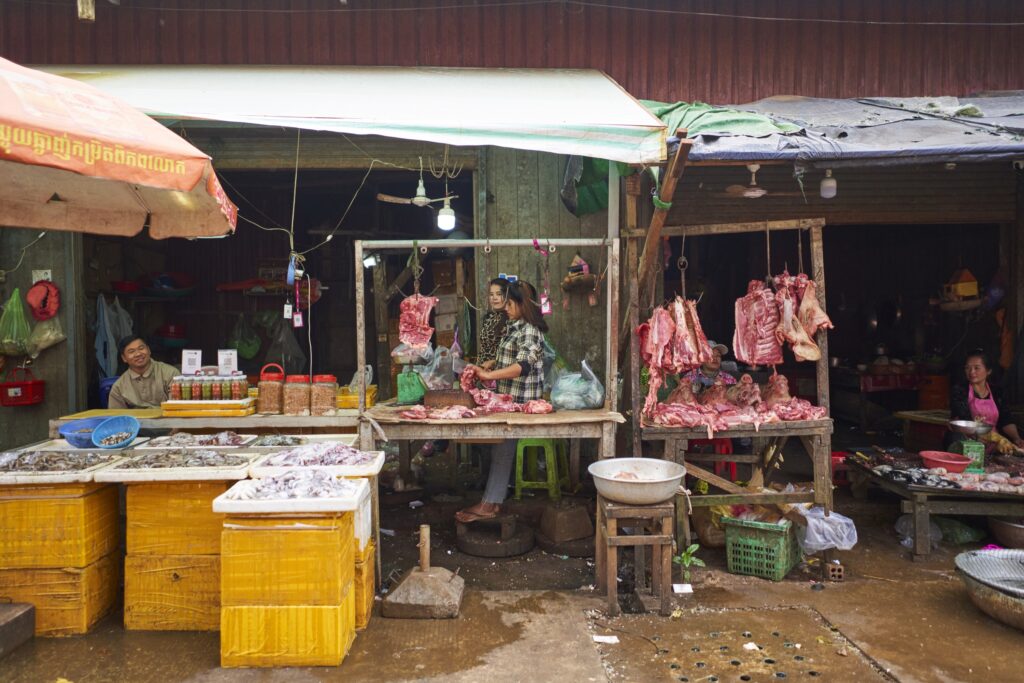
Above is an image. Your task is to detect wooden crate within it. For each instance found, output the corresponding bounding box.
[220,586,355,668]
[126,482,228,555]
[355,541,375,631]
[221,514,354,607]
[0,483,118,569]
[0,552,119,636]
[124,554,220,631]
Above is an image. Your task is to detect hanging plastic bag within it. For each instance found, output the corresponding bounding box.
[228,314,261,360]
[796,507,858,553]
[0,288,32,356]
[346,365,374,391]
[26,317,67,358]
[543,337,568,392]
[550,359,605,410]
[391,342,433,365]
[264,319,307,373]
[416,346,454,390]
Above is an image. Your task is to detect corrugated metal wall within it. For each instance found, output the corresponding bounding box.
[3,0,1023,102]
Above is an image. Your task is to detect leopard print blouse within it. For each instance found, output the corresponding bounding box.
[478,310,508,363]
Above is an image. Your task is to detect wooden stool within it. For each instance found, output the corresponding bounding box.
[594,495,674,616]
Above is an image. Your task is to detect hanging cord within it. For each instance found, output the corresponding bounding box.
[408,241,424,295]
[797,229,805,275]
[288,130,301,250]
[764,220,772,282]
[677,233,688,300]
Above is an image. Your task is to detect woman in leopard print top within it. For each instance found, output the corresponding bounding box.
[478,277,510,369]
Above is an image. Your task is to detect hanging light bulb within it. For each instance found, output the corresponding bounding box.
[437,196,456,231]
[820,169,837,199]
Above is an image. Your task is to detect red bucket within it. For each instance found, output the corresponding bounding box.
[1,368,45,407]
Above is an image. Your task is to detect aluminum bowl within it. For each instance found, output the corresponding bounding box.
[588,458,686,505]
[959,571,1024,631]
[950,420,993,436]
[989,517,1024,549]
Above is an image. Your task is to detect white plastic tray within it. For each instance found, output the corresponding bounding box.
[0,454,125,485]
[248,434,358,449]
[19,438,149,451]
[94,451,260,482]
[136,434,258,449]
[213,476,369,514]
[248,450,385,479]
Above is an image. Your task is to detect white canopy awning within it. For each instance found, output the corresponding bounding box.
[44,65,667,165]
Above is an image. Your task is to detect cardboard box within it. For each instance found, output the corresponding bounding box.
[437,294,461,316]
[431,261,455,287]
[435,330,456,348]
[435,313,457,332]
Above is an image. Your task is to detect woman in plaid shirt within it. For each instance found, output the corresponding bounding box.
[456,281,548,522]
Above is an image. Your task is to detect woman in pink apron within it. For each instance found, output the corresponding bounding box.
[949,350,1023,451]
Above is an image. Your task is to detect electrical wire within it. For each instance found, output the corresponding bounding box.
[0,232,47,278]
[297,159,379,256]
[14,0,1024,27]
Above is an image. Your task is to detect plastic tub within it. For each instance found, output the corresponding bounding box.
[92,416,141,449]
[920,450,972,473]
[59,417,108,448]
[587,458,685,505]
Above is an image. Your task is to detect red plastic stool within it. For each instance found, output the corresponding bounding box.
[688,438,737,481]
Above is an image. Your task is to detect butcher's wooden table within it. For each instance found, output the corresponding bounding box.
[642,419,835,547]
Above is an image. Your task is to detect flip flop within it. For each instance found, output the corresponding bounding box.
[455,509,499,523]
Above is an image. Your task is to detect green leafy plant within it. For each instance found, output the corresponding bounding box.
[673,543,705,582]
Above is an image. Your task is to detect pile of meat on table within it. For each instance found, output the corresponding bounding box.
[399,366,554,420]
[734,270,833,365]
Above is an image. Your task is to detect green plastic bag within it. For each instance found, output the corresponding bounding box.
[228,314,261,360]
[0,288,32,356]
[933,516,986,545]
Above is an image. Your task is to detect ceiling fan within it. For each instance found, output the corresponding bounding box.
[377,157,457,207]
[718,163,801,199]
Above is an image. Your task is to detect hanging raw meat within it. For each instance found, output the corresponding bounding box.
[637,307,676,416]
[733,281,783,366]
[398,294,439,349]
[775,286,821,362]
[670,297,712,370]
[798,279,834,339]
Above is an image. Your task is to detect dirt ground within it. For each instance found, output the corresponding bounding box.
[2,435,1022,682]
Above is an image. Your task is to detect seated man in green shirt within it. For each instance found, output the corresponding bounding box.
[107,336,179,409]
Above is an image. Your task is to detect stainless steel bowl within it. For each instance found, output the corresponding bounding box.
[990,517,1024,549]
[950,420,993,436]
[588,458,686,505]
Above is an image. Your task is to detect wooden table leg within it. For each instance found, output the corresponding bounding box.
[674,491,691,551]
[600,422,616,460]
[595,499,607,593]
[912,493,931,560]
[606,517,619,616]
[661,514,673,616]
[639,541,650,593]
[370,474,381,590]
[570,439,581,488]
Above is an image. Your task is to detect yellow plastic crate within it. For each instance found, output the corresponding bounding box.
[337,384,376,409]
[0,483,118,569]
[124,554,220,631]
[221,514,354,607]
[0,552,119,636]
[127,482,228,555]
[355,541,375,631]
[220,586,356,668]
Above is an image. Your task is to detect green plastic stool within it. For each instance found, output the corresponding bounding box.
[514,438,570,501]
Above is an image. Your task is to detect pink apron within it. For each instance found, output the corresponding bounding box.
[968,384,999,427]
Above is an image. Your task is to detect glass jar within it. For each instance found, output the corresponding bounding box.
[310,374,338,416]
[200,377,213,400]
[283,375,311,416]
[231,376,247,401]
[169,376,183,401]
[189,376,202,401]
[257,365,285,414]
[220,376,232,400]
[211,376,223,400]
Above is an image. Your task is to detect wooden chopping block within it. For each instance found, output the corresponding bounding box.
[685,462,809,527]
[423,390,476,409]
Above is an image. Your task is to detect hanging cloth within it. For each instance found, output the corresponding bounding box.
[94,294,117,378]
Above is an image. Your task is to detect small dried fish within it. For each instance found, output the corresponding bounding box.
[226,469,361,500]
[264,441,375,467]
[163,431,247,447]
[0,451,116,472]
[252,435,306,447]
[99,431,132,446]
[117,449,250,469]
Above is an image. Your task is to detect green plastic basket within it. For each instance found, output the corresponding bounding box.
[722,516,800,581]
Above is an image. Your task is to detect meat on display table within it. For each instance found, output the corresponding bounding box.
[48,410,361,438]
[845,459,1024,561]
[642,418,835,547]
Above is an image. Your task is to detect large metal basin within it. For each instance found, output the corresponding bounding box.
[588,457,685,505]
[949,419,993,437]
[989,517,1024,549]
[960,572,1024,631]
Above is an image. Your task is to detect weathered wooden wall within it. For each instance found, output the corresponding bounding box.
[3,0,1024,104]
[481,148,610,375]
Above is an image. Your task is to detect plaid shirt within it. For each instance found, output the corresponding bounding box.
[495,319,544,403]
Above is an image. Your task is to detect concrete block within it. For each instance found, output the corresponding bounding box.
[382,567,465,619]
[0,603,34,660]
[540,503,594,543]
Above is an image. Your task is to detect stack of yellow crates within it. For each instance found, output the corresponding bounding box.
[123,482,228,630]
[0,483,120,636]
[220,513,357,667]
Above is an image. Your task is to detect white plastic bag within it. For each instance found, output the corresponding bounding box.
[26,317,66,358]
[391,342,433,365]
[797,507,859,553]
[550,359,605,410]
[347,365,374,391]
[415,346,454,390]
[894,513,941,550]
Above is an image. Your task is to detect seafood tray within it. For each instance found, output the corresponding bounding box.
[19,437,149,452]
[249,449,384,478]
[95,450,260,482]
[0,451,124,484]
[249,434,358,449]
[213,472,369,514]
[137,433,257,449]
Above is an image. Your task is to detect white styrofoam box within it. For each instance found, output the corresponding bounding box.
[137,435,257,449]
[19,438,149,451]
[435,313,457,332]
[248,450,384,479]
[0,454,125,485]
[213,476,369,514]
[352,480,372,551]
[436,295,461,316]
[94,451,260,482]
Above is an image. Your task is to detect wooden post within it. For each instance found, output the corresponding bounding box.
[419,525,431,571]
[625,174,642,457]
[606,238,621,411]
[77,0,95,22]
[355,241,366,412]
[809,224,830,412]
[372,259,391,400]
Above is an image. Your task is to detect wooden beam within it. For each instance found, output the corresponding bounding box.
[636,135,692,307]
[625,175,642,457]
[77,0,95,22]
[355,241,367,411]
[385,265,414,301]
[372,260,392,400]
[661,217,825,238]
[810,223,830,412]
[606,238,621,411]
